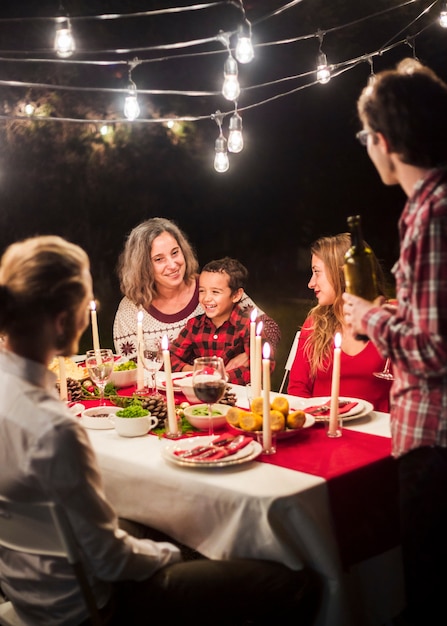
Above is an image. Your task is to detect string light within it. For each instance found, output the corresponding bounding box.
[212,110,229,173]
[123,59,141,120]
[222,53,240,101]
[316,31,331,84]
[235,22,254,64]
[439,2,447,27]
[228,107,244,153]
[54,18,75,58]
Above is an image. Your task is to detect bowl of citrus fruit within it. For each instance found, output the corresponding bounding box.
[225,395,313,439]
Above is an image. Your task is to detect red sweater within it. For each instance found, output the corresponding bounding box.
[287,317,392,412]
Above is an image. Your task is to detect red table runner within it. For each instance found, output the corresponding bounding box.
[257,423,400,569]
[79,390,400,570]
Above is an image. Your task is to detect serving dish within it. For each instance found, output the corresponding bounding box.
[163,435,262,468]
[156,371,193,393]
[182,403,230,430]
[228,413,315,439]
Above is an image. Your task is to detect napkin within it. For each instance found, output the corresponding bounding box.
[304,401,358,418]
[174,434,252,462]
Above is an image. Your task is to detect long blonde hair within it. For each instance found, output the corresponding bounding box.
[304,233,386,377]
[117,217,199,310]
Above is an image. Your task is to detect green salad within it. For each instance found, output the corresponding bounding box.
[114,360,137,371]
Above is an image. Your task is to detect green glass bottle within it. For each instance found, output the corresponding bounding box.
[344,215,379,301]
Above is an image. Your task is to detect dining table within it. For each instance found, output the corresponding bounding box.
[79,382,404,626]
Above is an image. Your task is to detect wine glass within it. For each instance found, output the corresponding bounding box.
[140,338,163,395]
[373,357,394,381]
[85,349,114,406]
[192,356,227,436]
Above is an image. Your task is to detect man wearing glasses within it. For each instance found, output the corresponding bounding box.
[343,59,447,626]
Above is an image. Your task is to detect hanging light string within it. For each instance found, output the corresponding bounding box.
[0,2,235,23]
[0,0,442,127]
[0,0,429,59]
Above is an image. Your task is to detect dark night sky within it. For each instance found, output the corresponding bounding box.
[0,0,446,306]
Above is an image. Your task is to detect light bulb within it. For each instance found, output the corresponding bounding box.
[54,22,75,58]
[236,35,254,64]
[124,86,140,120]
[24,103,35,116]
[222,55,240,101]
[316,52,331,84]
[228,112,244,153]
[214,135,229,173]
[440,6,447,28]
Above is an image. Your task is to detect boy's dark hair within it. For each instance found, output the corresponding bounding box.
[201,257,248,294]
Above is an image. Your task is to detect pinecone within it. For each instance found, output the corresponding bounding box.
[220,385,237,406]
[56,377,83,401]
[139,394,168,421]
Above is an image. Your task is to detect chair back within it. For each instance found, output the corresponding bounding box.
[0,496,102,626]
[278,330,301,393]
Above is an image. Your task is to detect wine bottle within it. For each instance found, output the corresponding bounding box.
[344,215,379,341]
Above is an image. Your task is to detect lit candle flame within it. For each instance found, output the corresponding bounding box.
[335,332,342,349]
[263,342,271,360]
[250,308,257,323]
[256,321,263,336]
[162,334,169,351]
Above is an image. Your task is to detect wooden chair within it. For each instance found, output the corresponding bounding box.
[0,496,103,626]
[278,330,301,393]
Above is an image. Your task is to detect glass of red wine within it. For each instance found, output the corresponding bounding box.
[192,356,227,436]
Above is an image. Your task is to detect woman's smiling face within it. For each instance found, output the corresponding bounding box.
[150,232,186,289]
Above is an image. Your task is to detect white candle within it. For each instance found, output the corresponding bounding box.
[136,310,144,391]
[90,301,101,353]
[58,357,68,401]
[253,320,263,398]
[262,342,272,451]
[328,332,342,436]
[162,335,178,436]
[250,308,257,390]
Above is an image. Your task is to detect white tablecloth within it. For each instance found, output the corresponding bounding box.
[86,386,404,626]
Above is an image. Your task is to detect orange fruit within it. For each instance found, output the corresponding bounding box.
[226,407,243,428]
[271,396,289,417]
[250,397,264,416]
[239,411,263,432]
[287,410,306,430]
[270,409,286,432]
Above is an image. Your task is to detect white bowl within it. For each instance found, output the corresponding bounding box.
[80,406,121,429]
[174,376,200,403]
[183,403,230,431]
[109,413,158,437]
[110,364,138,388]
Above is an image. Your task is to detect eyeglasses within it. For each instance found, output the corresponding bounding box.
[356,130,373,146]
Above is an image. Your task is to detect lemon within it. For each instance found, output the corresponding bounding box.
[226,407,244,428]
[270,409,286,432]
[239,411,263,432]
[287,410,306,430]
[271,396,289,417]
[250,397,264,416]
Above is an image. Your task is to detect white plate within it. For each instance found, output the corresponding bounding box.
[163,435,262,468]
[298,397,373,422]
[156,371,193,392]
[229,413,315,439]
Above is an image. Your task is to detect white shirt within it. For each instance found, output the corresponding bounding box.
[0,350,181,626]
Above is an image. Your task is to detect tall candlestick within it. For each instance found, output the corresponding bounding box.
[253,320,263,398]
[58,357,68,401]
[249,308,257,391]
[328,332,342,438]
[162,335,179,437]
[262,342,272,451]
[90,300,101,353]
[136,310,144,391]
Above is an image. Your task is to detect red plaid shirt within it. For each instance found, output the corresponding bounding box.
[364,167,447,457]
[169,306,274,385]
